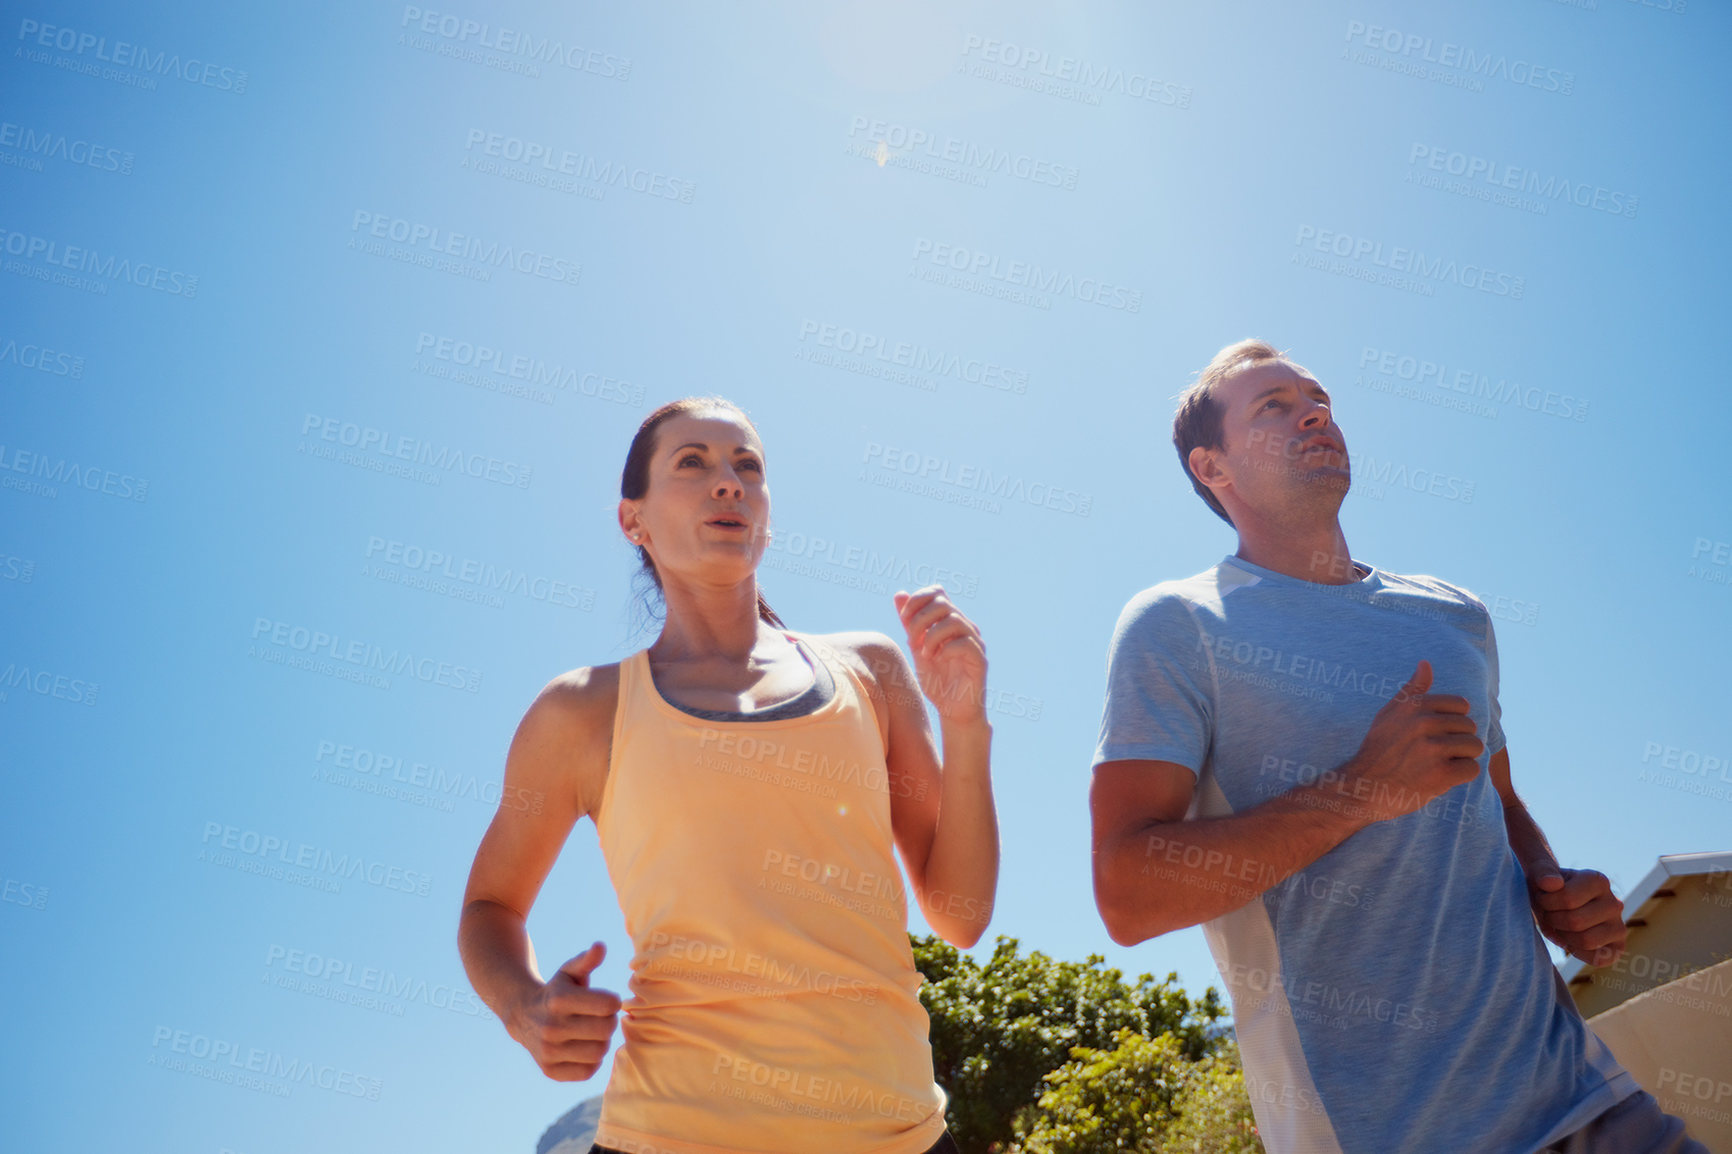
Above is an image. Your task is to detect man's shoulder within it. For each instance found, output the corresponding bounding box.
[1126,561,1240,606]
[1374,568,1491,615]
[1109,565,1237,646]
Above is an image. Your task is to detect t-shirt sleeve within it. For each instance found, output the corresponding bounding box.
[1445,582,1508,758]
[1479,601,1507,757]
[1091,589,1215,775]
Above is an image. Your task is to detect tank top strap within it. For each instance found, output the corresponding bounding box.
[596,646,675,841]
[783,631,886,754]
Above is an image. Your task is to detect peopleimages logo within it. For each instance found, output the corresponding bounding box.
[200,820,434,898]
[349,211,580,286]
[2,873,49,910]
[364,535,594,611]
[1357,347,1589,422]
[647,931,880,1005]
[0,552,37,583]
[299,413,533,489]
[0,226,198,296]
[862,441,1093,517]
[1350,453,1475,503]
[796,320,1028,395]
[0,119,133,174]
[957,35,1193,109]
[264,944,490,1018]
[765,526,982,598]
[1407,144,1637,219]
[148,1026,381,1100]
[0,335,85,378]
[463,130,694,202]
[413,332,644,405]
[910,237,1142,312]
[0,443,148,501]
[15,18,249,93]
[847,116,1079,189]
[1294,226,1524,299]
[249,617,483,694]
[0,660,99,705]
[314,738,544,813]
[398,7,630,79]
[1641,741,1731,783]
[1342,20,1574,95]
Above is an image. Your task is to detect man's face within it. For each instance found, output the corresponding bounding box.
[1196,359,1350,520]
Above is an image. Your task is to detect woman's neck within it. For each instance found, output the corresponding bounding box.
[650,578,774,663]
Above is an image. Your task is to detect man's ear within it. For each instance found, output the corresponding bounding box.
[1189,444,1228,492]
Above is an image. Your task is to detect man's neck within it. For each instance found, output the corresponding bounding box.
[1232,519,1358,585]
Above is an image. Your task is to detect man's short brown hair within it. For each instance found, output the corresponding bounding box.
[1171,339,1290,526]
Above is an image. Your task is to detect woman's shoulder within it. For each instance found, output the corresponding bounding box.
[522,661,624,740]
[787,629,908,693]
[506,663,625,818]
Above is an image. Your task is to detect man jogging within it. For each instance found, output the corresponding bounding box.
[1088,339,1705,1153]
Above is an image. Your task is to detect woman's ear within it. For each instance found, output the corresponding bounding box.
[619,499,644,544]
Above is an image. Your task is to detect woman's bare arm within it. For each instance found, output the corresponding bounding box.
[835,587,999,948]
[457,665,622,1080]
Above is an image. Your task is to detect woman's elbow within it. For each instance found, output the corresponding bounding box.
[938,919,987,950]
[937,926,984,950]
[921,895,994,950]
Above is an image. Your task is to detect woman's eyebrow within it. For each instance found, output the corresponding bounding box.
[668,442,759,454]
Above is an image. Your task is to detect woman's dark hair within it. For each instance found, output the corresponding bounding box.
[621,396,784,629]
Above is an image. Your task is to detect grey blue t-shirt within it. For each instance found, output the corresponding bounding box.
[1091,555,1635,1154]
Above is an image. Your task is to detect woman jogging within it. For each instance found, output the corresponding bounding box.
[457,396,998,1153]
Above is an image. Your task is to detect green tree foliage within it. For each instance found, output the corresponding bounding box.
[912,934,1238,1154]
[1157,1043,1262,1154]
[1006,1030,1263,1154]
[1010,1028,1190,1153]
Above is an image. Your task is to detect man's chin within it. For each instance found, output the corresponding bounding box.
[1298,469,1351,502]
[1300,463,1350,487]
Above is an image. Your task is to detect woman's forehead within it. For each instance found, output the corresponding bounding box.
[659,409,762,452]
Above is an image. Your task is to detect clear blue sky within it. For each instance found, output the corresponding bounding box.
[4,2,1728,1151]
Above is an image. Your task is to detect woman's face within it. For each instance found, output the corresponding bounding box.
[621,408,771,589]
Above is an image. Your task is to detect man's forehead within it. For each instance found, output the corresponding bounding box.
[1218,359,1321,400]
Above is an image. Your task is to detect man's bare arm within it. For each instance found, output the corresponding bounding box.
[1490,747,1627,966]
[1091,660,1483,944]
[1092,759,1368,943]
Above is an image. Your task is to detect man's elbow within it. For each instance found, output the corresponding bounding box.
[1104,923,1149,948]
[1096,898,1160,947]
[1095,841,1204,944]
[1093,865,1161,947]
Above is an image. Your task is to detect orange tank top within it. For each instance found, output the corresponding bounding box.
[592,632,948,1154]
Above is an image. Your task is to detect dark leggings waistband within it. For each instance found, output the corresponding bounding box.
[589,1130,959,1154]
